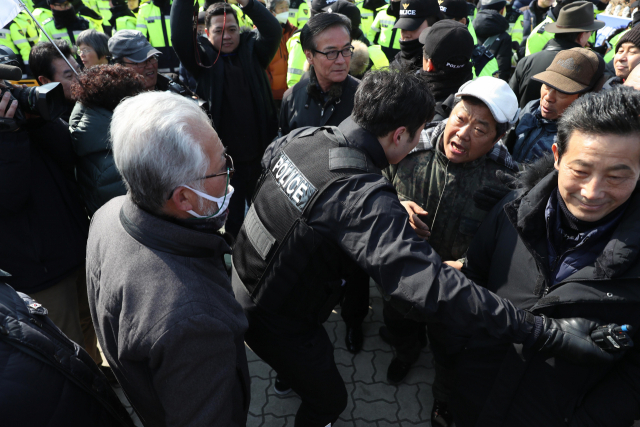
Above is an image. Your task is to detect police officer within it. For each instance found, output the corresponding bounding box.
[369,2,401,60]
[289,0,311,27]
[0,10,39,77]
[109,0,138,33]
[136,0,180,73]
[39,0,98,46]
[231,68,622,427]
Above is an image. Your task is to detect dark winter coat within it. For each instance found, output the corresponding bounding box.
[505,99,557,163]
[279,69,360,136]
[87,195,250,426]
[69,103,126,216]
[510,37,581,108]
[0,119,89,294]
[0,282,134,427]
[473,10,513,81]
[171,0,281,153]
[450,156,640,427]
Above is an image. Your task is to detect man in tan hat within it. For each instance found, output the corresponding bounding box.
[506,47,605,163]
[510,1,604,108]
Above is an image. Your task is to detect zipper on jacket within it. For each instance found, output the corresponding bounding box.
[430,160,450,232]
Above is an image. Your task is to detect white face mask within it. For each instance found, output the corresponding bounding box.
[183,184,234,219]
[275,11,289,24]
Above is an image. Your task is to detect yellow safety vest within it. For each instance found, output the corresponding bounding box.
[286,31,306,87]
[356,0,376,37]
[369,5,400,57]
[1,11,39,70]
[39,15,98,45]
[288,0,310,28]
[368,44,389,69]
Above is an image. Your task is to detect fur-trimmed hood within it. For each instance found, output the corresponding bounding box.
[516,153,555,192]
[349,40,370,78]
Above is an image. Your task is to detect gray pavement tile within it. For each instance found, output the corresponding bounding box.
[397,384,423,423]
[352,349,375,383]
[353,381,397,403]
[352,400,399,423]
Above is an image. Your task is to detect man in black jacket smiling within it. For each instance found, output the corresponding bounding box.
[451,87,640,427]
[171,0,281,237]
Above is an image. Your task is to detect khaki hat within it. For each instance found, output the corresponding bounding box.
[532,48,605,94]
[545,1,605,33]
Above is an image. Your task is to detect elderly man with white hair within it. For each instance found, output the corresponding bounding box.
[86,92,249,427]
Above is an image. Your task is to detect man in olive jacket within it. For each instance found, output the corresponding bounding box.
[450,87,640,427]
[87,92,249,426]
[383,76,519,425]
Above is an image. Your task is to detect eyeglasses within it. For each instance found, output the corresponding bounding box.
[167,154,235,200]
[121,55,159,68]
[312,46,354,61]
[196,153,235,181]
[76,47,94,55]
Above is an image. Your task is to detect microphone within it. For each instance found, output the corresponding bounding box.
[0,64,23,81]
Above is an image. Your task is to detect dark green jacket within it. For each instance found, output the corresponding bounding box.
[384,120,519,261]
[69,103,126,216]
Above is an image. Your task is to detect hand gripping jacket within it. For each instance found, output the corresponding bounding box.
[232,126,381,324]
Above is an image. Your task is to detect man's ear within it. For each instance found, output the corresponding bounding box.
[424,58,436,72]
[552,143,560,170]
[169,186,196,213]
[304,50,313,65]
[38,76,51,86]
[393,126,406,147]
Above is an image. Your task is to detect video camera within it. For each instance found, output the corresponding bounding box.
[0,47,67,132]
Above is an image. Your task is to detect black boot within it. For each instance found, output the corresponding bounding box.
[383,329,424,384]
[345,323,364,354]
[431,399,453,427]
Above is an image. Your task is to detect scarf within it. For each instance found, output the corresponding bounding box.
[307,66,344,108]
[398,38,423,69]
[53,8,77,29]
[420,64,473,102]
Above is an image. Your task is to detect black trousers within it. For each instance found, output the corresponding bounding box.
[383,300,455,401]
[237,289,348,427]
[340,268,370,327]
[226,158,263,238]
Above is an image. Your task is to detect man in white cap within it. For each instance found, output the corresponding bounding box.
[383,76,520,427]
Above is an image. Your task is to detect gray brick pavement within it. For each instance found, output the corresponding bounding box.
[246,282,434,426]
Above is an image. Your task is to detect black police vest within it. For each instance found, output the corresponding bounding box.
[232,126,381,323]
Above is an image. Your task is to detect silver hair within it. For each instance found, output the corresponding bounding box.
[267,0,289,12]
[111,91,213,213]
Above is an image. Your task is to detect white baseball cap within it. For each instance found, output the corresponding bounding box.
[455,77,520,125]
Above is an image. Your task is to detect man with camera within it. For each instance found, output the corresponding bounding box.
[28,41,80,122]
[0,51,100,364]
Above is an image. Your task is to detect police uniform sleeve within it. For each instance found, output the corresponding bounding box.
[321,179,534,343]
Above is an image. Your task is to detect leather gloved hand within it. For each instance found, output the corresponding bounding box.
[472,170,517,212]
[528,316,626,365]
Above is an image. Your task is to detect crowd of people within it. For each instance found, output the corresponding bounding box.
[2,0,640,425]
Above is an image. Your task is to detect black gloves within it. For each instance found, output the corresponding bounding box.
[527,316,625,365]
[472,170,518,212]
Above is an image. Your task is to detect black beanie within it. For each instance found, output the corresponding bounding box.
[618,25,640,52]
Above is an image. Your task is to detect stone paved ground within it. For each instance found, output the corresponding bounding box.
[246,281,435,427]
[107,280,640,427]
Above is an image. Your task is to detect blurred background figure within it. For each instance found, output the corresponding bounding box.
[76,29,110,68]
